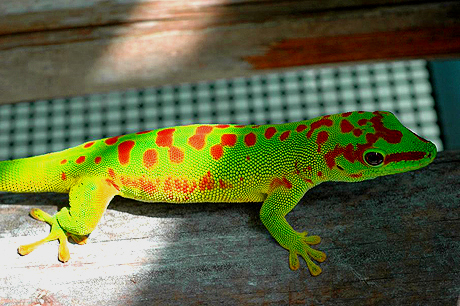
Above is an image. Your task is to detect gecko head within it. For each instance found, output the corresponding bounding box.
[325,111,437,182]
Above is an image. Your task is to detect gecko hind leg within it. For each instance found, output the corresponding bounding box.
[18,208,71,262]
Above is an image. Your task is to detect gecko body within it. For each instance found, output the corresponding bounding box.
[0,111,436,275]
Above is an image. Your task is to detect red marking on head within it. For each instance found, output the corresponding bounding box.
[246,155,250,161]
[384,151,426,165]
[342,112,353,117]
[296,124,307,132]
[105,136,120,145]
[136,130,152,135]
[317,171,323,177]
[169,146,184,163]
[306,117,333,138]
[76,156,86,164]
[305,179,313,184]
[340,119,354,133]
[413,132,430,143]
[221,134,237,147]
[264,127,277,139]
[199,171,215,190]
[60,159,67,165]
[118,140,135,166]
[349,173,363,178]
[61,172,66,180]
[211,144,224,160]
[108,168,116,179]
[325,113,405,169]
[307,166,312,171]
[188,126,213,150]
[156,128,175,147]
[353,129,363,137]
[244,133,256,147]
[316,131,329,152]
[84,141,95,148]
[280,131,290,141]
[216,124,230,129]
[143,149,158,169]
[240,177,244,181]
[95,156,102,164]
[270,177,292,191]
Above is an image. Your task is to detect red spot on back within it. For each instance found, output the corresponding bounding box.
[317,171,323,177]
[219,179,233,189]
[280,131,290,141]
[358,119,368,126]
[210,145,223,160]
[118,140,135,165]
[84,141,95,148]
[340,119,354,133]
[296,124,307,132]
[95,156,102,164]
[342,112,353,117]
[143,149,158,169]
[350,173,363,178]
[169,146,184,163]
[264,127,277,139]
[136,130,151,135]
[60,159,67,165]
[156,128,175,147]
[316,131,329,152]
[61,172,66,180]
[216,124,230,129]
[105,136,120,145]
[244,133,256,147]
[221,134,237,147]
[76,156,86,164]
[188,126,213,150]
[235,125,246,128]
[306,117,333,138]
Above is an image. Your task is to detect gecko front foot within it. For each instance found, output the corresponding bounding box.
[18,208,72,262]
[288,231,326,276]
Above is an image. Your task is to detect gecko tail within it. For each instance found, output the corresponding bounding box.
[0,153,68,193]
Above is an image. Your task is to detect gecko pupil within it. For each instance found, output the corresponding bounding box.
[365,152,384,166]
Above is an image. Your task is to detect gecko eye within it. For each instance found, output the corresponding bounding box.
[364,151,384,166]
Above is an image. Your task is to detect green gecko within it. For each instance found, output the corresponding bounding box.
[0,111,436,275]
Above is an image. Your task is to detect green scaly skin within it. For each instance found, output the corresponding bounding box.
[0,111,436,275]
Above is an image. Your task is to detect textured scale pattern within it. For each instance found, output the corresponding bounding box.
[0,111,436,275]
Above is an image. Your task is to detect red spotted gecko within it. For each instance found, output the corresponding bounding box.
[0,111,436,275]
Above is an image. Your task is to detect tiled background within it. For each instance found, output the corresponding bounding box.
[0,60,442,160]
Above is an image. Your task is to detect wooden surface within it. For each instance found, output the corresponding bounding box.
[0,150,458,305]
[0,0,459,104]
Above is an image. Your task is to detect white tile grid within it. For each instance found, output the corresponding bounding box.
[0,60,442,159]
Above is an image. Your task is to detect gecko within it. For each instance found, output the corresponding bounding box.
[0,111,436,275]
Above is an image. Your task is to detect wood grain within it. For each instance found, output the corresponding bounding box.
[0,150,458,305]
[0,1,459,104]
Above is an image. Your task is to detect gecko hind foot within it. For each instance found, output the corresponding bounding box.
[288,231,327,276]
[17,208,71,262]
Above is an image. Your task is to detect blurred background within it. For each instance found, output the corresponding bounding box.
[0,1,458,160]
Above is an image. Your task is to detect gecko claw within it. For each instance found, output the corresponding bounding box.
[18,208,71,262]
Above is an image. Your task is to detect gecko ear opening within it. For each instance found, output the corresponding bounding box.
[364,150,385,167]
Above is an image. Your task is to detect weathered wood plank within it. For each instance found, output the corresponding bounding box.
[0,1,459,104]
[0,151,458,305]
